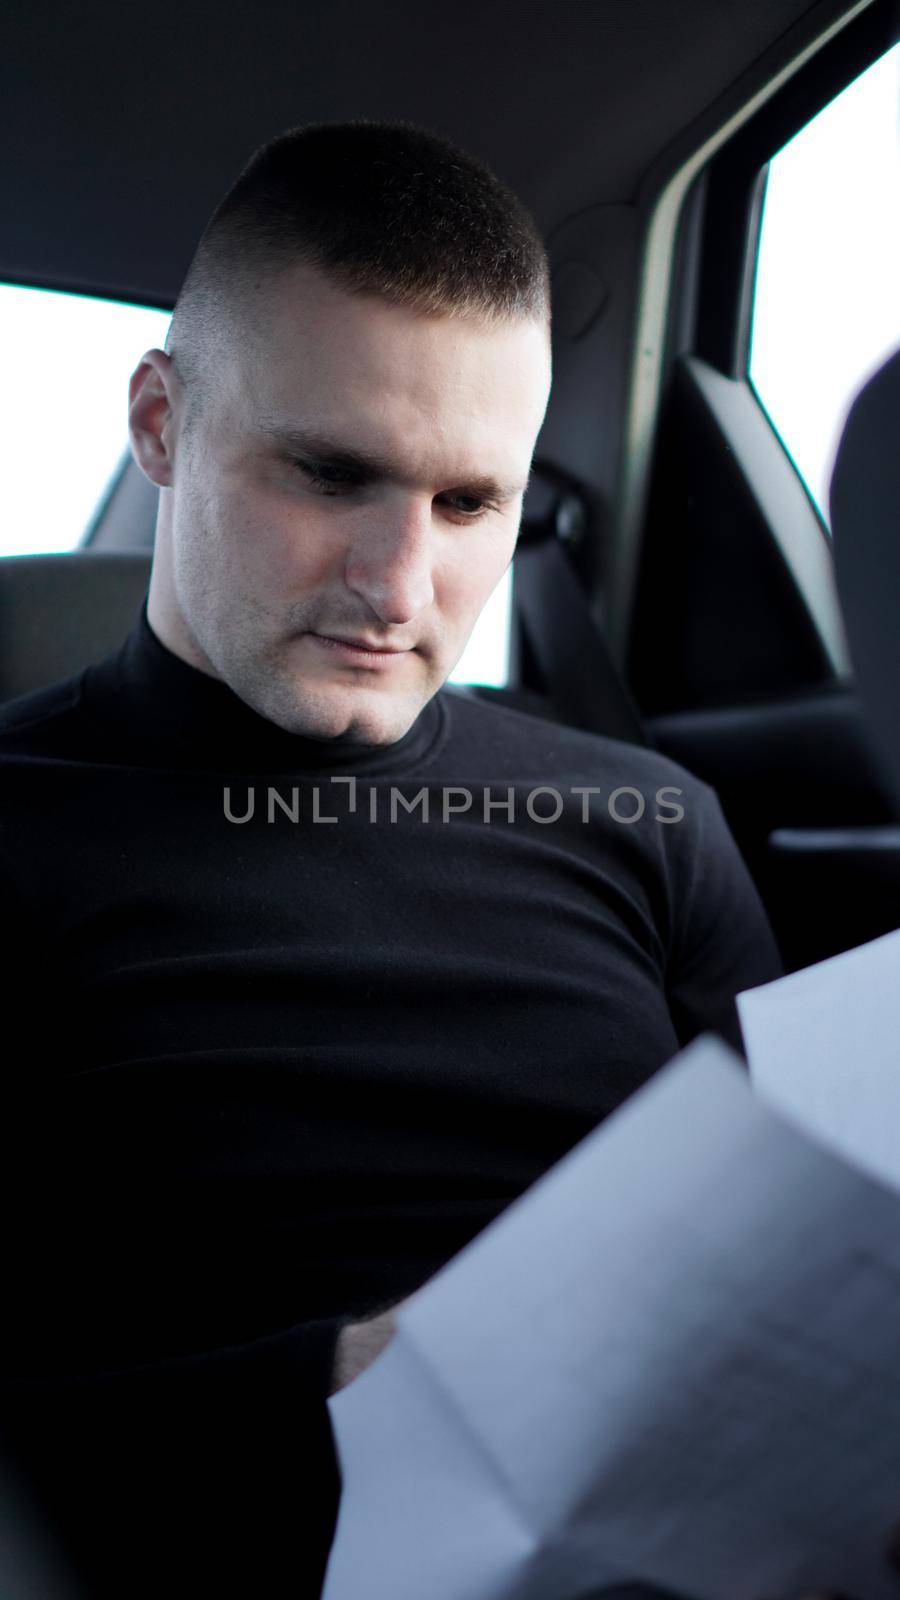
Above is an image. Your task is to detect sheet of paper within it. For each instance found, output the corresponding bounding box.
[738,925,900,1192]
[324,1037,900,1600]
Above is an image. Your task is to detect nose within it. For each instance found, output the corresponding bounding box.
[343,495,435,626]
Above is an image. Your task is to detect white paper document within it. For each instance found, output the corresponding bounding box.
[325,1034,900,1600]
[739,925,900,1193]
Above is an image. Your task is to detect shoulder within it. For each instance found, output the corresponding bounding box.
[437,686,715,806]
[0,671,88,755]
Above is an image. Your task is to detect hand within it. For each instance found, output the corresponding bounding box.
[330,1305,398,1394]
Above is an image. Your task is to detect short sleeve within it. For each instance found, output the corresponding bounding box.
[664,783,782,1053]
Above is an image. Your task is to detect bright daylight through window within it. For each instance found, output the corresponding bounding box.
[0,283,508,686]
[749,41,900,527]
[0,287,171,558]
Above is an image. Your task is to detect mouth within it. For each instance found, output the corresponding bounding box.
[309,632,413,666]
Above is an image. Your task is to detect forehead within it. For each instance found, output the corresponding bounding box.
[224,264,551,477]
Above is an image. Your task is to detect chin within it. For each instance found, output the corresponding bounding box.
[276,683,425,747]
[335,703,422,746]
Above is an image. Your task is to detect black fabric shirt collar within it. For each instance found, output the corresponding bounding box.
[83,602,447,775]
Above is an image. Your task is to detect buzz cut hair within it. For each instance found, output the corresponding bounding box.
[167,120,551,394]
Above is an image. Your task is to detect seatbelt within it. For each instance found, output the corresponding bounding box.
[511,528,649,747]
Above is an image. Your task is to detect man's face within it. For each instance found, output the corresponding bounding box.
[138,264,551,745]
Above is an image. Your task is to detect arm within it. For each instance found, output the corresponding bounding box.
[1,1312,344,1599]
[331,1305,398,1392]
[665,783,782,1053]
[0,876,343,1599]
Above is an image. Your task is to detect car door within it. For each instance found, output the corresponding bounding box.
[624,0,900,972]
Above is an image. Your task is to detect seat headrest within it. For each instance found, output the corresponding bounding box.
[830,346,900,802]
[0,551,151,703]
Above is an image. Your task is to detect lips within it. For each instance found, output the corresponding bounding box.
[314,633,408,655]
[308,632,414,667]
[313,627,400,646]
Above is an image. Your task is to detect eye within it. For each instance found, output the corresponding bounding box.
[292,459,361,495]
[437,491,501,520]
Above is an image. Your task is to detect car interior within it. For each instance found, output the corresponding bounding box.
[5,2,900,1591]
[3,0,899,967]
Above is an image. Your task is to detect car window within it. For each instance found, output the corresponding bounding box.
[748,40,900,528]
[0,280,507,685]
[0,284,171,557]
[448,566,511,687]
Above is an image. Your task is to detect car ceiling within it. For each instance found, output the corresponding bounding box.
[5,0,836,306]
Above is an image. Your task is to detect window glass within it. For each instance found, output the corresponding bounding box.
[748,41,900,526]
[0,284,170,557]
[449,566,511,686]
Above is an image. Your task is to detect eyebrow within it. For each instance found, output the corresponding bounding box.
[256,422,530,503]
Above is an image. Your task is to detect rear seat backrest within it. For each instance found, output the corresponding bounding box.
[0,552,151,702]
[830,346,900,804]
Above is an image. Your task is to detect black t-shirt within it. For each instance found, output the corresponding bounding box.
[0,607,781,1596]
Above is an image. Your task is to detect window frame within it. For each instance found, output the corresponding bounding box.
[611,0,899,681]
[689,0,898,388]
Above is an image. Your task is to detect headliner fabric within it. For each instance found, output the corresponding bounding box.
[1,0,821,303]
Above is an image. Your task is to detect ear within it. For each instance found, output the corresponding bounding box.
[128,349,181,488]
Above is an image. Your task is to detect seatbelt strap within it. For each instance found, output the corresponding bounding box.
[513,533,648,747]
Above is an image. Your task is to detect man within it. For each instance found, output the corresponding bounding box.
[0,123,780,1597]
